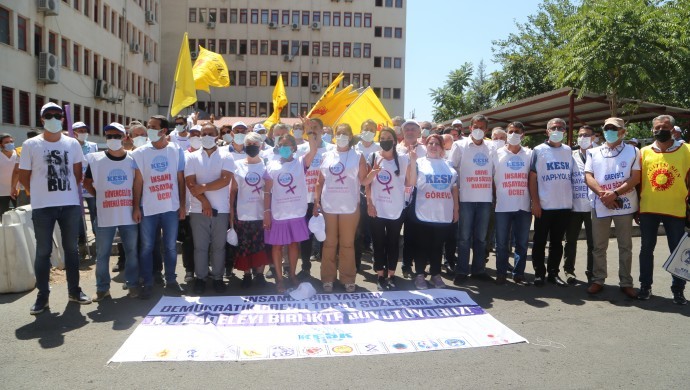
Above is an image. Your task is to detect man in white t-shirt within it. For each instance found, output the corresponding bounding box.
[169,115,191,151]
[18,102,92,314]
[185,123,234,295]
[0,133,18,215]
[132,115,186,299]
[355,119,382,263]
[73,121,99,258]
[584,118,640,299]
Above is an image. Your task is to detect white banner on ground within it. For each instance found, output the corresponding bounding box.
[109,289,527,362]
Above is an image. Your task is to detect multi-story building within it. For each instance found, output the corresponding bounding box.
[160,0,406,122]
[0,0,161,143]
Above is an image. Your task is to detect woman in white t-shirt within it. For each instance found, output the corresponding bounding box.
[314,123,367,293]
[362,127,415,291]
[410,134,459,290]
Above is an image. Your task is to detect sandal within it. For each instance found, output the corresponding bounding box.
[322,282,333,293]
[345,283,356,293]
[275,280,286,294]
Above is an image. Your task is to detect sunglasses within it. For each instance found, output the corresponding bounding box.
[105,134,123,140]
[43,113,63,120]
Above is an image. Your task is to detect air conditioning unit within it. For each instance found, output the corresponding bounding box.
[206,21,216,29]
[129,42,140,53]
[145,11,156,25]
[143,52,152,63]
[94,79,110,99]
[38,52,59,83]
[191,51,199,60]
[283,54,292,62]
[235,54,245,61]
[144,96,152,107]
[268,22,278,29]
[310,83,321,93]
[38,0,59,15]
[311,22,321,30]
[291,23,300,31]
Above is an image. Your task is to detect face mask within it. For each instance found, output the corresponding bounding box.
[336,135,350,148]
[234,133,246,144]
[593,136,601,145]
[393,126,402,136]
[471,129,484,141]
[653,129,672,143]
[201,135,216,149]
[133,136,148,148]
[293,129,304,139]
[421,129,431,137]
[106,139,122,151]
[278,146,293,159]
[189,136,202,150]
[259,133,267,142]
[549,130,564,143]
[322,134,333,143]
[77,133,89,142]
[147,129,161,143]
[507,133,522,146]
[380,140,394,151]
[245,145,260,157]
[493,140,506,149]
[44,118,63,133]
[3,143,15,151]
[603,129,620,144]
[175,124,185,133]
[222,134,233,144]
[578,136,592,150]
[360,131,375,143]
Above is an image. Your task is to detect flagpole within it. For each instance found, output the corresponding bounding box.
[167,80,176,120]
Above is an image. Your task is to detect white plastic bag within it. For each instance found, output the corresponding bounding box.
[308,213,326,242]
[226,228,238,246]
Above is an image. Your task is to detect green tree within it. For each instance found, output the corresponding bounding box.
[429,63,473,122]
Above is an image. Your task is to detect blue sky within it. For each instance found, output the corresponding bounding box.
[404,0,543,121]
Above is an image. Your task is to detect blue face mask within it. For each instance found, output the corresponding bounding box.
[603,129,620,144]
[3,143,15,151]
[278,146,293,159]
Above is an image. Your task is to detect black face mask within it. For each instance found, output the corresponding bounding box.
[654,130,672,143]
[245,145,260,157]
[380,140,395,151]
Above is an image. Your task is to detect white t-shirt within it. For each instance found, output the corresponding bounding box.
[369,152,409,220]
[295,142,309,158]
[131,143,185,216]
[396,142,427,158]
[530,142,574,210]
[183,150,194,214]
[571,149,591,212]
[450,138,495,203]
[493,146,531,212]
[414,157,457,223]
[184,148,235,214]
[305,142,336,203]
[80,141,99,199]
[265,157,308,220]
[585,143,640,217]
[355,141,382,162]
[0,150,18,196]
[233,159,266,221]
[18,134,84,209]
[88,151,136,227]
[320,149,362,214]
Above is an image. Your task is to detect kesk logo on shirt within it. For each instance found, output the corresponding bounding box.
[473,153,489,167]
[376,170,394,194]
[245,171,262,194]
[425,174,453,191]
[151,155,169,172]
[107,169,128,185]
[329,162,346,183]
[278,172,296,194]
[506,156,525,171]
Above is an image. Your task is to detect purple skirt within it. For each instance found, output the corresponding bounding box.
[264,217,309,245]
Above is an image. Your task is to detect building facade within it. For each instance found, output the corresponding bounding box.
[160,0,406,121]
[0,0,161,144]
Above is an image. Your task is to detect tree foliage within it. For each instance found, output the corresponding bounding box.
[429,61,494,122]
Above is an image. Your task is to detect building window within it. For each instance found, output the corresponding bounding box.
[384,27,392,38]
[311,72,319,85]
[395,0,403,8]
[281,40,289,55]
[249,102,257,117]
[17,15,27,51]
[249,71,257,86]
[393,88,401,99]
[34,95,44,125]
[289,103,298,118]
[207,39,215,52]
[219,39,227,54]
[260,40,268,55]
[271,10,278,24]
[354,13,362,27]
[353,42,361,58]
[385,0,393,6]
[374,57,381,67]
[321,73,330,86]
[198,8,207,23]
[18,90,29,126]
[322,41,330,57]
[229,9,237,23]
[312,11,320,23]
[344,12,351,27]
[290,72,299,87]
[343,42,351,57]
[209,8,217,23]
[373,87,381,97]
[382,88,391,99]
[260,71,267,86]
[343,73,350,86]
[395,27,403,38]
[61,38,69,67]
[239,40,247,55]
[270,40,278,55]
[229,71,236,86]
[83,106,90,132]
[291,40,299,56]
[48,31,56,55]
[374,26,382,37]
[384,57,392,68]
[301,72,309,87]
[240,9,247,24]
[301,11,309,26]
[375,0,383,6]
[2,87,13,124]
[34,24,43,56]
[363,13,372,28]
[220,8,227,23]
[323,12,331,26]
[229,39,237,54]
[332,42,340,57]
[73,103,81,122]
[363,74,370,87]
[291,11,299,25]
[227,102,236,116]
[250,40,257,55]
[250,9,258,24]
[301,41,309,56]
[0,7,9,46]
[312,42,320,57]
[353,74,360,88]
[261,9,268,24]
[83,49,90,75]
[394,57,402,68]
[269,72,278,85]
[333,12,341,26]
[238,71,246,86]
[72,44,80,71]
[363,43,371,58]
[282,10,289,25]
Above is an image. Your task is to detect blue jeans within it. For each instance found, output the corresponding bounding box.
[140,211,179,286]
[78,196,98,241]
[455,202,491,276]
[639,213,687,291]
[495,210,532,277]
[95,224,139,291]
[32,206,82,297]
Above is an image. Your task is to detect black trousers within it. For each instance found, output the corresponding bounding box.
[531,209,571,278]
[563,211,593,275]
[370,214,404,272]
[412,220,448,276]
[443,221,458,267]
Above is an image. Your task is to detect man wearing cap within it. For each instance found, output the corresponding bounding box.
[169,115,191,151]
[529,118,574,287]
[180,125,201,283]
[638,115,690,305]
[253,124,271,153]
[19,102,92,314]
[672,126,685,144]
[132,115,186,299]
[226,121,248,160]
[263,123,291,161]
[449,114,495,284]
[451,119,464,139]
[83,123,140,300]
[73,121,99,257]
[584,118,640,298]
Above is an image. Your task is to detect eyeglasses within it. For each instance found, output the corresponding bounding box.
[549,126,566,131]
[43,113,63,120]
[105,134,123,140]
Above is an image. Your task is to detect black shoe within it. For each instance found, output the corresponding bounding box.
[495,274,507,285]
[470,273,494,282]
[442,263,455,275]
[585,270,593,284]
[165,282,185,295]
[30,295,49,315]
[297,269,311,280]
[213,279,227,293]
[547,274,568,287]
[534,276,545,287]
[376,276,387,291]
[386,277,398,291]
[453,274,468,286]
[112,264,122,272]
[254,273,267,287]
[193,278,206,295]
[154,272,165,286]
[506,264,514,273]
[140,285,153,300]
[265,267,275,279]
[672,290,687,305]
[637,286,652,300]
[402,267,413,279]
[68,289,93,304]
[241,274,252,289]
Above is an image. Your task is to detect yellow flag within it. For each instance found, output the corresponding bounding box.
[193,46,230,93]
[170,33,197,117]
[307,72,344,118]
[264,74,288,129]
[333,87,392,135]
[311,85,360,126]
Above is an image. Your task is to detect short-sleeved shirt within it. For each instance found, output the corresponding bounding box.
[184,148,235,213]
[131,143,185,216]
[0,150,18,197]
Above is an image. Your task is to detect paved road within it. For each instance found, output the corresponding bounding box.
[1,236,688,389]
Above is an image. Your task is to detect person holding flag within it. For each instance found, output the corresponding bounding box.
[264,75,288,130]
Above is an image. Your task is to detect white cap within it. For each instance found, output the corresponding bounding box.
[452,119,463,126]
[253,124,267,133]
[232,121,247,130]
[288,282,317,300]
[73,121,89,130]
[190,124,202,132]
[103,122,125,134]
[40,102,63,116]
[673,126,682,133]
[308,213,326,242]
[401,120,420,128]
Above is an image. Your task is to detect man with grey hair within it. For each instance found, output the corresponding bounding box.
[529,118,574,287]
[391,116,405,143]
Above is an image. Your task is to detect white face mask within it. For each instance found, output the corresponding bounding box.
[493,139,506,149]
[293,129,304,139]
[189,136,202,150]
[201,135,216,150]
[106,139,122,151]
[233,133,246,145]
[593,136,601,145]
[549,130,564,143]
[471,129,485,141]
[147,129,161,143]
[222,134,233,144]
[507,132,522,146]
[43,118,63,133]
[360,131,375,143]
[175,124,185,133]
[259,133,267,142]
[421,129,431,137]
[336,135,350,148]
[77,133,89,142]
[578,136,592,150]
[133,136,148,148]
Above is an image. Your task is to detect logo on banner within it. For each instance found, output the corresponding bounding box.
[376,170,394,194]
[391,342,410,351]
[331,345,354,354]
[107,169,128,185]
[151,156,169,172]
[506,156,525,171]
[302,346,325,356]
[329,162,347,184]
[245,171,262,194]
[416,340,440,350]
[621,161,628,168]
[473,152,489,167]
[270,346,295,358]
[444,338,466,347]
[278,172,296,194]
